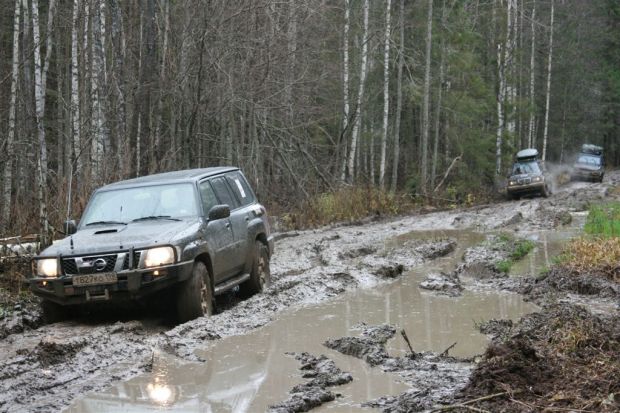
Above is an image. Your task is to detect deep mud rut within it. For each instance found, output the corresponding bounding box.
[0,172,618,413]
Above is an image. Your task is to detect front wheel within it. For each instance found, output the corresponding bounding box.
[41,300,67,323]
[176,261,213,323]
[240,241,271,297]
[541,184,550,198]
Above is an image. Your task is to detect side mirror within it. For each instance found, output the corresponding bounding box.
[64,219,77,235]
[208,205,230,221]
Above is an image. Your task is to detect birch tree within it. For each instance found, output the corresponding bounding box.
[379,0,392,190]
[340,0,351,183]
[527,0,536,147]
[346,0,369,183]
[495,2,506,176]
[71,0,82,186]
[542,0,555,162]
[91,0,107,183]
[390,0,404,193]
[421,0,433,192]
[1,0,21,231]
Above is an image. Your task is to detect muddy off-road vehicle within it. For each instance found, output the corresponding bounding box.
[571,144,605,182]
[506,148,551,200]
[29,167,274,323]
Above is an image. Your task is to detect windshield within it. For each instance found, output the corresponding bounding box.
[81,183,198,226]
[576,155,601,166]
[512,161,541,175]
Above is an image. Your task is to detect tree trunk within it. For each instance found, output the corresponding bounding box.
[346,0,369,184]
[91,0,107,184]
[340,0,351,183]
[421,0,433,193]
[379,0,392,190]
[527,0,536,147]
[431,0,447,188]
[390,0,404,193]
[542,0,554,162]
[1,0,21,231]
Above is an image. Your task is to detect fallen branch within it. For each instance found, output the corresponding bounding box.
[434,154,462,193]
[440,342,457,357]
[400,329,417,358]
[431,391,519,412]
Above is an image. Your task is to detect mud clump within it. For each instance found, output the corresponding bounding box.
[324,324,394,366]
[419,272,463,296]
[339,246,377,259]
[35,336,88,367]
[454,303,620,412]
[523,266,620,303]
[0,289,43,339]
[477,318,513,340]
[326,324,472,412]
[409,238,457,259]
[269,353,352,413]
[374,264,404,279]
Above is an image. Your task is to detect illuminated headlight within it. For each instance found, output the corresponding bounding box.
[143,247,175,268]
[509,181,517,186]
[36,258,59,277]
[532,176,543,182]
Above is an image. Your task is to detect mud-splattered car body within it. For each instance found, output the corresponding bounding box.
[29,167,274,322]
[506,149,551,199]
[571,144,605,182]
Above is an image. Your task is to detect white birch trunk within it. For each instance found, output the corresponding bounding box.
[421,0,433,192]
[154,0,170,170]
[390,0,404,193]
[542,0,554,162]
[340,0,351,183]
[71,0,82,184]
[91,0,106,182]
[496,41,505,176]
[379,0,392,190]
[346,0,369,183]
[504,0,516,135]
[2,0,21,230]
[527,0,536,147]
[432,0,447,188]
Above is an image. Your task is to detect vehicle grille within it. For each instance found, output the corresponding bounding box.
[62,255,117,275]
[121,251,142,270]
[518,178,532,185]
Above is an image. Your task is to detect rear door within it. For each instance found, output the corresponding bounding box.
[224,171,256,266]
[199,179,236,282]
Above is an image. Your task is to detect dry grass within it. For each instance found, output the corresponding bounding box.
[558,237,620,282]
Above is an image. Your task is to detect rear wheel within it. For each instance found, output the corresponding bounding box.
[176,261,213,323]
[240,241,271,297]
[41,300,67,323]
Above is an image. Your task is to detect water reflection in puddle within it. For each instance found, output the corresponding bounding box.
[67,228,575,413]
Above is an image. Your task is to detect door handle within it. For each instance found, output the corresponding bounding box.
[245,216,249,221]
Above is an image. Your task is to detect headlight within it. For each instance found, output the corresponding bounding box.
[37,258,59,277]
[143,247,175,268]
[533,176,543,182]
[509,181,516,186]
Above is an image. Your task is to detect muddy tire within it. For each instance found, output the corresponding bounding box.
[176,261,213,323]
[240,241,270,297]
[41,300,67,323]
[541,185,550,198]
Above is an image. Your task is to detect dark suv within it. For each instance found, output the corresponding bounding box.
[571,144,605,182]
[506,148,551,199]
[29,168,274,323]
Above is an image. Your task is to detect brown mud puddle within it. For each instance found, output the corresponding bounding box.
[66,228,577,413]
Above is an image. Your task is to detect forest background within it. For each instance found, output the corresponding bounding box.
[0,0,618,243]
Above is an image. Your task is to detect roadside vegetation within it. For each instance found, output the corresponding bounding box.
[556,202,620,281]
[493,234,536,273]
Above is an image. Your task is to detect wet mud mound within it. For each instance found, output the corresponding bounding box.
[325,324,472,412]
[523,266,620,303]
[269,352,352,413]
[453,304,620,412]
[419,272,463,296]
[0,290,42,339]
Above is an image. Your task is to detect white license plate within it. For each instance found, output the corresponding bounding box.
[72,273,118,286]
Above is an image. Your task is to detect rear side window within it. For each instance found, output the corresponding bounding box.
[226,172,255,207]
[199,181,219,215]
[210,177,239,209]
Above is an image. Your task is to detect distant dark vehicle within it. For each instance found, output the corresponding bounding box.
[506,148,551,200]
[29,168,274,323]
[571,144,604,183]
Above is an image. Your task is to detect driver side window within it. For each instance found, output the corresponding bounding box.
[199,181,218,216]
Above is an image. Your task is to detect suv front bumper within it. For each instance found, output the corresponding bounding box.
[507,181,545,196]
[29,260,194,305]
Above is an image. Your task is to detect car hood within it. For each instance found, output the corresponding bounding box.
[508,173,541,180]
[573,163,601,171]
[40,218,202,257]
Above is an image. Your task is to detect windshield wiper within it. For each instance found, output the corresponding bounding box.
[85,220,127,226]
[131,215,181,222]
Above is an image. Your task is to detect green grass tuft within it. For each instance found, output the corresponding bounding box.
[584,202,620,237]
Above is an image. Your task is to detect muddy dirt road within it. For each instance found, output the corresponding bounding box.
[0,172,618,412]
